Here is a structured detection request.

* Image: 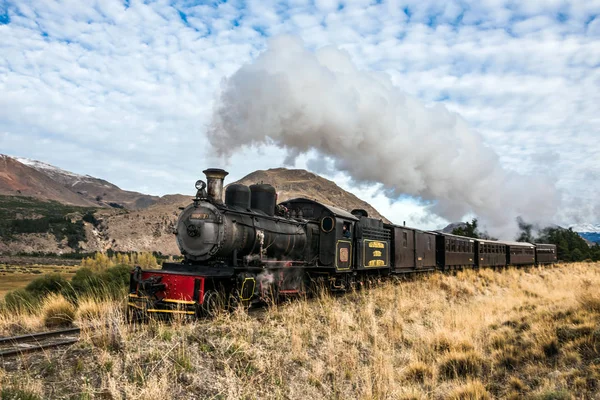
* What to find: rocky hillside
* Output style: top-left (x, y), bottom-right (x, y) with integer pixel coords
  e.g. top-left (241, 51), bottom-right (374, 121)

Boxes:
top-left (232, 168), bottom-right (389, 222)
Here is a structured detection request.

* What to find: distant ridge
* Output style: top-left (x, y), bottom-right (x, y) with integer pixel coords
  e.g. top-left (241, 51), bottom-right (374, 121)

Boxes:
top-left (232, 168), bottom-right (389, 222)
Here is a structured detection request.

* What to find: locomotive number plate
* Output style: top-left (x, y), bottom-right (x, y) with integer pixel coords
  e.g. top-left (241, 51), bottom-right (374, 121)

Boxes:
top-left (191, 213), bottom-right (209, 220)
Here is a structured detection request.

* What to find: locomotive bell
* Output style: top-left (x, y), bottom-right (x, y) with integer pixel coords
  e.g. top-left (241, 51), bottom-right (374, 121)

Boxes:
top-left (203, 168), bottom-right (229, 204)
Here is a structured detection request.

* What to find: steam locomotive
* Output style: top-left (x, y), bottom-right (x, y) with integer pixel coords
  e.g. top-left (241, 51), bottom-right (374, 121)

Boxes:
top-left (127, 168), bottom-right (557, 317)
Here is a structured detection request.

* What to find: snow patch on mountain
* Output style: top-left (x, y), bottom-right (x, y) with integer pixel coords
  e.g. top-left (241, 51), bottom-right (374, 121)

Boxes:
top-left (14, 156), bottom-right (98, 187)
top-left (15, 157), bottom-right (87, 178)
top-left (569, 223), bottom-right (600, 233)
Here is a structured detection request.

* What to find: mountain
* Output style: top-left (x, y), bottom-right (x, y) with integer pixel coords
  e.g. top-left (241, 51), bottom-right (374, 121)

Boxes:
top-left (13, 156), bottom-right (159, 209)
top-left (232, 168), bottom-right (389, 222)
top-left (0, 155), bottom-right (98, 207)
top-left (568, 224), bottom-right (600, 245)
top-left (440, 222), bottom-right (467, 234)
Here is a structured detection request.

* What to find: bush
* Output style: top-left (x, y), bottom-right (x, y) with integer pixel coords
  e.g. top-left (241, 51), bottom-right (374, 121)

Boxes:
top-left (3, 289), bottom-right (39, 312)
top-left (41, 293), bottom-right (76, 328)
top-left (25, 273), bottom-right (68, 297)
top-left (67, 265), bottom-right (131, 299)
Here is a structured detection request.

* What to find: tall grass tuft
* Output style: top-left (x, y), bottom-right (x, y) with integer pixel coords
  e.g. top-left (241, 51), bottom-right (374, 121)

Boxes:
top-left (447, 380), bottom-right (491, 400)
top-left (41, 293), bottom-right (75, 328)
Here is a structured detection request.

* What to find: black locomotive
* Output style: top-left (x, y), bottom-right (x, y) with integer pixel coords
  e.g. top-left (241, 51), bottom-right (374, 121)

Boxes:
top-left (128, 168), bottom-right (557, 317)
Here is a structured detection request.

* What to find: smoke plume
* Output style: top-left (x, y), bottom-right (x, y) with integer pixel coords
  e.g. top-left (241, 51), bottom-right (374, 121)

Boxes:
top-left (208, 36), bottom-right (557, 234)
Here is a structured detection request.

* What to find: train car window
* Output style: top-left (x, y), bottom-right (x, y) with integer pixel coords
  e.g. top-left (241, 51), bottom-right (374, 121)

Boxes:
top-left (320, 216), bottom-right (335, 233)
top-left (403, 231), bottom-right (408, 248)
top-left (427, 237), bottom-right (432, 251)
top-left (452, 241), bottom-right (456, 252)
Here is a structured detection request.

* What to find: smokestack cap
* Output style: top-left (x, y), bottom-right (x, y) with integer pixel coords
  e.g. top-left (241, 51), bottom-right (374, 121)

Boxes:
top-left (203, 168), bottom-right (229, 179)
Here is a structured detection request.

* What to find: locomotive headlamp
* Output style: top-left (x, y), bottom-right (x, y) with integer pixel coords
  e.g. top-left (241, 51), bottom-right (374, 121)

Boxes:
top-left (195, 180), bottom-right (206, 190)
top-left (194, 179), bottom-right (207, 202)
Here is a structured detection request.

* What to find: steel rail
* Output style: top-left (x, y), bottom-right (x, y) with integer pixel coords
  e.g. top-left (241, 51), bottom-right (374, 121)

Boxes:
top-left (0, 327), bottom-right (81, 345)
top-left (0, 327), bottom-right (82, 358)
top-left (0, 338), bottom-right (79, 357)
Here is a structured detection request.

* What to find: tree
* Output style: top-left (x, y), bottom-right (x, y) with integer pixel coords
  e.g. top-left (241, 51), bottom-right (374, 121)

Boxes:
top-left (452, 219), bottom-right (479, 238)
top-left (536, 226), bottom-right (591, 262)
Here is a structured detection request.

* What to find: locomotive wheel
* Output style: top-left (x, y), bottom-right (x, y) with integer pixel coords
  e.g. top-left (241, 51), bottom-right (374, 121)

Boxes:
top-left (199, 290), bottom-right (222, 317)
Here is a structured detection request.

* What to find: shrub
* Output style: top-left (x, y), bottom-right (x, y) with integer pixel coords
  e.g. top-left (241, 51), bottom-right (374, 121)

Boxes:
top-left (3, 289), bottom-right (39, 312)
top-left (25, 273), bottom-right (68, 297)
top-left (41, 293), bottom-right (75, 328)
top-left (66, 265), bottom-right (131, 300)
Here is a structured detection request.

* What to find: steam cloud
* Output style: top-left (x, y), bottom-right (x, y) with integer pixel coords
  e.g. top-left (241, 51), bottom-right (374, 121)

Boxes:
top-left (208, 36), bottom-right (557, 234)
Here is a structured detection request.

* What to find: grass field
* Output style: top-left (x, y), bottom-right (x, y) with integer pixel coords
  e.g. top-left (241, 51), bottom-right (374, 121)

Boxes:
top-left (1, 262), bottom-right (599, 399)
top-left (0, 263), bottom-right (79, 297)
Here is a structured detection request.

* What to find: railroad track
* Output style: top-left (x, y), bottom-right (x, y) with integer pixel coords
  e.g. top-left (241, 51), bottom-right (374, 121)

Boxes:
top-left (0, 327), bottom-right (81, 358)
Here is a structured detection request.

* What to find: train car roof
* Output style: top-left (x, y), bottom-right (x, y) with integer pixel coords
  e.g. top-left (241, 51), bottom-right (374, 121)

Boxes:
top-left (476, 238), bottom-right (507, 245)
top-left (534, 243), bottom-right (556, 248)
top-left (385, 223), bottom-right (435, 235)
top-left (282, 198), bottom-right (358, 220)
top-left (500, 240), bottom-right (535, 247)
top-left (430, 231), bottom-right (476, 241)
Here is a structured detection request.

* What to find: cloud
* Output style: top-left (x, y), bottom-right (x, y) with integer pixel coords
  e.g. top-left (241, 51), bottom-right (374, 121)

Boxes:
top-left (208, 36), bottom-right (559, 235)
top-left (0, 0), bottom-right (598, 232)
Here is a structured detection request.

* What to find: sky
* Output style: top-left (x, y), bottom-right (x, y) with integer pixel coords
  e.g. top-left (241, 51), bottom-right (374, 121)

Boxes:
top-left (1, 0), bottom-right (599, 234)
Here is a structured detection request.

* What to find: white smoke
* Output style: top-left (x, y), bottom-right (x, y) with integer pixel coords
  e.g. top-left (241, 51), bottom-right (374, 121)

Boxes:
top-left (208, 36), bottom-right (557, 235)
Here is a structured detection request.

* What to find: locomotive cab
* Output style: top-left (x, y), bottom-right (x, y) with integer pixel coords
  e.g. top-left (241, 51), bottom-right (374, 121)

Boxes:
top-left (281, 199), bottom-right (358, 271)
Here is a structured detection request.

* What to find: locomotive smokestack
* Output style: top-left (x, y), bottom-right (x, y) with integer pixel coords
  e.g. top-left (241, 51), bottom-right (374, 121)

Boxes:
top-left (203, 168), bottom-right (229, 204)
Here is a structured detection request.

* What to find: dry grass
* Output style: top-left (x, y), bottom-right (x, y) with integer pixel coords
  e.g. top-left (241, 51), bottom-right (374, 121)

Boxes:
top-left (0, 262), bottom-right (599, 399)
top-left (40, 293), bottom-right (76, 328)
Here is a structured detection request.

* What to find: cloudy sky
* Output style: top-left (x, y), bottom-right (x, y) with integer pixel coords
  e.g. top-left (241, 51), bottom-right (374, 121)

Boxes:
top-left (1, 0), bottom-right (599, 233)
